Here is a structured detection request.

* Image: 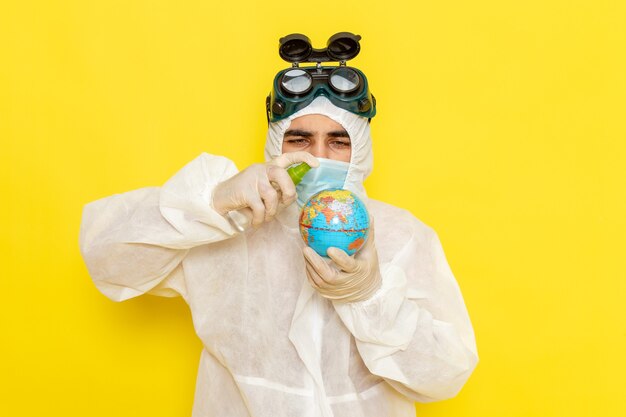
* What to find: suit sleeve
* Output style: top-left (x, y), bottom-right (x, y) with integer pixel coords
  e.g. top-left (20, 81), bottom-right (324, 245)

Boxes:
top-left (79, 153), bottom-right (240, 302)
top-left (333, 226), bottom-right (478, 402)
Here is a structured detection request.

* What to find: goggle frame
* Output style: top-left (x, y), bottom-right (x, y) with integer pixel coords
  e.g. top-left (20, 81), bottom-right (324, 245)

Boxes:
top-left (266, 65), bottom-right (376, 123)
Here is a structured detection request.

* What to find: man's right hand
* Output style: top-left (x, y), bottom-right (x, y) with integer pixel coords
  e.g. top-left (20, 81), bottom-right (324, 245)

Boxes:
top-left (211, 152), bottom-right (319, 227)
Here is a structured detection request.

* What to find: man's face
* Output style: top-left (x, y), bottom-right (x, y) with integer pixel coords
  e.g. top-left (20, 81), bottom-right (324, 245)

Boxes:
top-left (281, 114), bottom-right (351, 163)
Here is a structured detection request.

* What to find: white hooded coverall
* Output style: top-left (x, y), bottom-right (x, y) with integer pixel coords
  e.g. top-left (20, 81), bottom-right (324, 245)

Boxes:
top-left (79, 98), bottom-right (478, 417)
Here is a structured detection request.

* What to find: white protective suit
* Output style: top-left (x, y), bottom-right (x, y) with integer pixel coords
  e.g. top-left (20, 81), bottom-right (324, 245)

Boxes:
top-left (80, 97), bottom-right (478, 417)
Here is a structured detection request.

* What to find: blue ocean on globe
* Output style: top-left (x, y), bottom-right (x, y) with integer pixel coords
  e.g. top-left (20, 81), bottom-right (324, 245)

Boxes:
top-left (299, 188), bottom-right (370, 257)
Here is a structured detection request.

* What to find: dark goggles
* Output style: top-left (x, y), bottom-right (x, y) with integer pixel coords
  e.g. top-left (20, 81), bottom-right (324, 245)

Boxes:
top-left (265, 32), bottom-right (376, 123)
top-left (267, 65), bottom-right (376, 123)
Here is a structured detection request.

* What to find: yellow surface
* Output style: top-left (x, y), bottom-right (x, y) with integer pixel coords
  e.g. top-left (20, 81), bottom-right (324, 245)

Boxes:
top-left (1, 1), bottom-right (625, 416)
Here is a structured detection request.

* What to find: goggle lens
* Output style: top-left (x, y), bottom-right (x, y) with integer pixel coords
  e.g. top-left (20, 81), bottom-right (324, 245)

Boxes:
top-left (329, 68), bottom-right (360, 93)
top-left (281, 69), bottom-right (313, 94)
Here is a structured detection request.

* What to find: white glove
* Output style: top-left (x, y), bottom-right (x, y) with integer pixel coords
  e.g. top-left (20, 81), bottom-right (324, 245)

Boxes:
top-left (211, 152), bottom-right (319, 227)
top-left (302, 219), bottom-right (382, 303)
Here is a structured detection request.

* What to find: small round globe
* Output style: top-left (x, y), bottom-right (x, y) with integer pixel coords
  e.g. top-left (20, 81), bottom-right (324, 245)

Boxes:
top-left (299, 188), bottom-right (370, 257)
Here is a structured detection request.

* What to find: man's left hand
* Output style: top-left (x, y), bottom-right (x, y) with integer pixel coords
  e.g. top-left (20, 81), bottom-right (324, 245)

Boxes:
top-left (302, 221), bottom-right (382, 303)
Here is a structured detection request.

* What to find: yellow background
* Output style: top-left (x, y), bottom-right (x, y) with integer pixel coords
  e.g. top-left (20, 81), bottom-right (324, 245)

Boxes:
top-left (1, 1), bottom-right (625, 416)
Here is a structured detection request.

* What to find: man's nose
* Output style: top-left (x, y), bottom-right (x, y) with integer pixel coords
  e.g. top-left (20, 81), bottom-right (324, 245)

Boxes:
top-left (309, 141), bottom-right (329, 159)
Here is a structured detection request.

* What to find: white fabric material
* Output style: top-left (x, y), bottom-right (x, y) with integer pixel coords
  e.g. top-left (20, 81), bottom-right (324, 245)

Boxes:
top-left (80, 101), bottom-right (478, 416)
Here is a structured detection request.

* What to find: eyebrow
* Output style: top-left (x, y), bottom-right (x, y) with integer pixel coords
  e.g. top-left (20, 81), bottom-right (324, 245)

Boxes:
top-left (284, 129), bottom-right (350, 138)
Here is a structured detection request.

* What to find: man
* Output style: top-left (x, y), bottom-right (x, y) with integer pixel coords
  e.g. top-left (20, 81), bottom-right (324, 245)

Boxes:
top-left (80, 34), bottom-right (478, 417)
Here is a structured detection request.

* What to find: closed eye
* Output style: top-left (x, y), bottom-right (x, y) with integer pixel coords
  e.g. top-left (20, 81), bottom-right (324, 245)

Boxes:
top-left (329, 140), bottom-right (351, 149)
top-left (284, 138), bottom-right (310, 145)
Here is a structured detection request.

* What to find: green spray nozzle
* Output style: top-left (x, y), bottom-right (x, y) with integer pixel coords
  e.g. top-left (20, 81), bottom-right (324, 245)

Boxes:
top-left (287, 163), bottom-right (312, 185)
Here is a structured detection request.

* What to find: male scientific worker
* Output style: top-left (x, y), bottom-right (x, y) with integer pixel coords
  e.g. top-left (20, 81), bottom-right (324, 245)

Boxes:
top-left (80, 33), bottom-right (478, 417)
